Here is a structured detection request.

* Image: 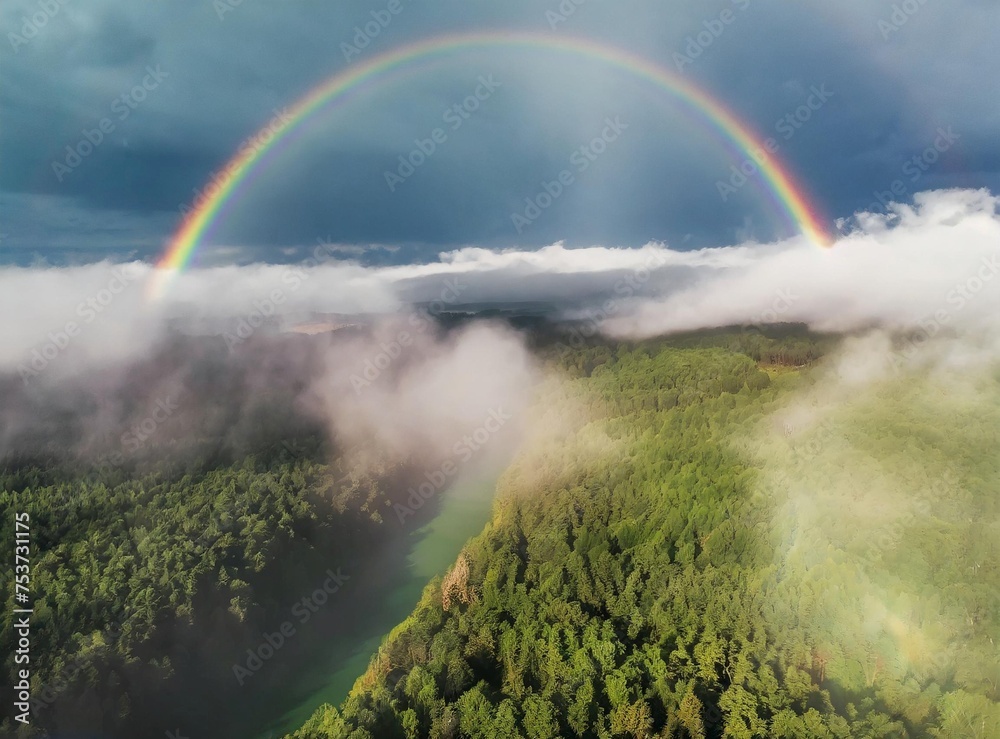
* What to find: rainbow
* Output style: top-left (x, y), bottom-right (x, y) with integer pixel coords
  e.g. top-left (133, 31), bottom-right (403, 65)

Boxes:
top-left (148, 31), bottom-right (831, 299)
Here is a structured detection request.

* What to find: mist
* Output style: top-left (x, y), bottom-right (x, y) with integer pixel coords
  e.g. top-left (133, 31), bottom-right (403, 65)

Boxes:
top-left (738, 328), bottom-right (1000, 696)
top-left (0, 315), bottom-right (538, 479)
top-left (4, 186), bottom-right (999, 469)
top-left (3, 189), bottom-right (998, 390)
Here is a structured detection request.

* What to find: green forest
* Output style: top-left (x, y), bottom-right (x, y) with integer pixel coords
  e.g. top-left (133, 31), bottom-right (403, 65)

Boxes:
top-left (2, 327), bottom-right (998, 738)
top-left (0, 408), bottom-right (425, 736)
top-left (288, 333), bottom-right (1000, 738)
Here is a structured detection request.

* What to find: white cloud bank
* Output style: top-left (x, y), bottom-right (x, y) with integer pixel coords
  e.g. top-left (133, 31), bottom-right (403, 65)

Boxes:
top-left (604, 188), bottom-right (1000, 337)
top-left (2, 188), bottom-right (998, 376)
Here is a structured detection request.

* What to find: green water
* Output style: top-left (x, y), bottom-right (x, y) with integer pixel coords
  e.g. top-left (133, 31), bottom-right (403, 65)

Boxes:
top-left (251, 474), bottom-right (498, 739)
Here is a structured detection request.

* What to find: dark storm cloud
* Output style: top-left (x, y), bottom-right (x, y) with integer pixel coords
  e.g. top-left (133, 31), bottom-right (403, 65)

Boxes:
top-left (1, 0), bottom-right (998, 263)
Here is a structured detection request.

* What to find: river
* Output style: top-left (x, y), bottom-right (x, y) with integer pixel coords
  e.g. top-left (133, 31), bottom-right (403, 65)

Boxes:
top-left (248, 467), bottom-right (500, 739)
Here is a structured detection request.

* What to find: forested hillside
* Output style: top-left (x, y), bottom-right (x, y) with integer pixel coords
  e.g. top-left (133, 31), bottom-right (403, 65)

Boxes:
top-left (0, 436), bottom-right (413, 736)
top-left (3, 328), bottom-right (996, 738)
top-left (290, 337), bottom-right (1000, 738)
top-left (0, 331), bottom-right (462, 738)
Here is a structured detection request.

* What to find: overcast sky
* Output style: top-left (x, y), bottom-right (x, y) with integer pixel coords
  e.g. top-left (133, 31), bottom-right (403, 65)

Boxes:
top-left (2, 0), bottom-right (998, 266)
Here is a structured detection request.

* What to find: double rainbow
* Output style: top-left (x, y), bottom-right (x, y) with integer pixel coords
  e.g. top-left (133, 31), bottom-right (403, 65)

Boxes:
top-left (149, 32), bottom-right (831, 300)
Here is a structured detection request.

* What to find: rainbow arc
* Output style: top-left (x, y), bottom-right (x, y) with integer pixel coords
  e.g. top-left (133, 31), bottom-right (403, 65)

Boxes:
top-left (149, 32), bottom-right (831, 300)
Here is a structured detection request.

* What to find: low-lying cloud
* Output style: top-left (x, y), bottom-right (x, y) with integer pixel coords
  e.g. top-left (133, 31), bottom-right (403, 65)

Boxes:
top-left (3, 188), bottom-right (999, 383)
top-left (604, 188), bottom-right (1000, 337)
top-left (309, 320), bottom-right (538, 465)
